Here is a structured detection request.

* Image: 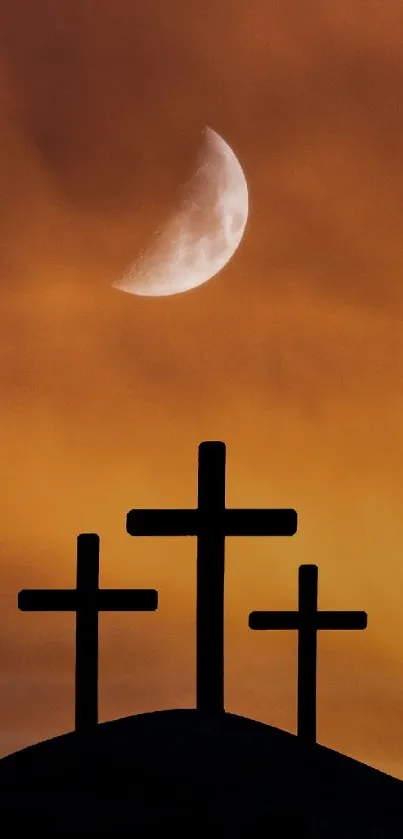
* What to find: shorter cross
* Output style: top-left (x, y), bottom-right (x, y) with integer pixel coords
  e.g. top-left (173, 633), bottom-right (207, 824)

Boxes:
top-left (18, 533), bottom-right (158, 734)
top-left (249, 564), bottom-right (367, 745)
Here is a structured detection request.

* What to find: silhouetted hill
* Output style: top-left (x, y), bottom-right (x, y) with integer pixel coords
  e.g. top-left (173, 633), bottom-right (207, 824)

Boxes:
top-left (0, 709), bottom-right (401, 836)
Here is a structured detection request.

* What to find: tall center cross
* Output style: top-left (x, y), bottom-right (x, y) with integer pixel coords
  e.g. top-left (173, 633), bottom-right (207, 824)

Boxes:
top-left (18, 533), bottom-right (158, 733)
top-left (126, 440), bottom-right (297, 714)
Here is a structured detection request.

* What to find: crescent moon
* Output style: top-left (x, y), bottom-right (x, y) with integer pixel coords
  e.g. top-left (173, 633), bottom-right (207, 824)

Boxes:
top-left (113, 127), bottom-right (248, 297)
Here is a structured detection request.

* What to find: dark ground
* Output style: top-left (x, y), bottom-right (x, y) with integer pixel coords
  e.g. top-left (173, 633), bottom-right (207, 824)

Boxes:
top-left (0, 709), bottom-right (401, 836)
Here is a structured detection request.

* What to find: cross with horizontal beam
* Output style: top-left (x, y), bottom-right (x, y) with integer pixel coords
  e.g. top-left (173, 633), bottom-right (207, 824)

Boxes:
top-left (18, 533), bottom-right (158, 734)
top-left (126, 440), bottom-right (297, 715)
top-left (249, 564), bottom-right (367, 745)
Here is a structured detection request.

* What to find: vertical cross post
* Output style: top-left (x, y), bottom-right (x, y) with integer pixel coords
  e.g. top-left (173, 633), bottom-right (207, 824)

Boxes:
top-left (126, 440), bottom-right (297, 715)
top-left (75, 533), bottom-right (99, 732)
top-left (18, 533), bottom-right (158, 734)
top-left (249, 564), bottom-right (367, 744)
top-left (197, 441), bottom-right (226, 713)
top-left (298, 564), bottom-right (318, 745)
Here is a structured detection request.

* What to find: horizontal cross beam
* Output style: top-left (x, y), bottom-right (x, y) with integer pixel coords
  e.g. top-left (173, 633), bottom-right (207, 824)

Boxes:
top-left (18, 533), bottom-right (159, 733)
top-left (248, 565), bottom-right (368, 745)
top-left (126, 508), bottom-right (297, 537)
top-left (18, 589), bottom-right (158, 612)
top-left (126, 441), bottom-right (298, 715)
top-left (249, 611), bottom-right (367, 630)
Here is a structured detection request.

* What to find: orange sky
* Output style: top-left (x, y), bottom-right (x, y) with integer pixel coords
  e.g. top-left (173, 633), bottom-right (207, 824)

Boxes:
top-left (1, 0), bottom-right (403, 778)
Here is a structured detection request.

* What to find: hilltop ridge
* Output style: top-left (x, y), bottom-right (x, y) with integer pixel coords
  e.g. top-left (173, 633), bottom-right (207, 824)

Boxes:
top-left (0, 709), bottom-right (401, 837)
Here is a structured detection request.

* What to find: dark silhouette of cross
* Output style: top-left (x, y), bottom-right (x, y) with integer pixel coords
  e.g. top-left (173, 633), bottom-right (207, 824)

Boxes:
top-left (249, 564), bottom-right (367, 745)
top-left (18, 533), bottom-right (158, 734)
top-left (126, 440), bottom-right (297, 714)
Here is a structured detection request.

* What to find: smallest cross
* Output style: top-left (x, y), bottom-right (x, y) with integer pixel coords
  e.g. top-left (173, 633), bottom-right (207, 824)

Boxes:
top-left (18, 533), bottom-right (158, 734)
top-left (249, 564), bottom-right (367, 745)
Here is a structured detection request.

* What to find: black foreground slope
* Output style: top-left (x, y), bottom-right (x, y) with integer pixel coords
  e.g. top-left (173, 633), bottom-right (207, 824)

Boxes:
top-left (0, 709), bottom-right (401, 837)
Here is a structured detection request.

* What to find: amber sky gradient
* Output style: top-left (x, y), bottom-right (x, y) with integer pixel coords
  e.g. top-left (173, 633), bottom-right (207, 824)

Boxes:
top-left (1, 0), bottom-right (403, 778)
